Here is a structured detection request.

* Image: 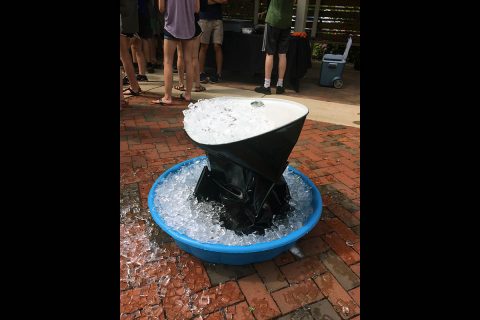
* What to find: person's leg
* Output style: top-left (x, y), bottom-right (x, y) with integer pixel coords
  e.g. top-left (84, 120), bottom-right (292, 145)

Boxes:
top-left (120, 35), bottom-right (141, 93)
top-left (142, 38), bottom-right (151, 64)
top-left (199, 43), bottom-right (208, 74)
top-left (255, 24), bottom-right (278, 94)
top-left (176, 43), bottom-right (185, 89)
top-left (160, 38), bottom-right (178, 103)
top-left (132, 37), bottom-right (147, 77)
top-left (211, 20), bottom-right (224, 82)
top-left (120, 67), bottom-right (125, 109)
top-left (277, 53), bottom-right (287, 84)
top-left (265, 54), bottom-right (274, 81)
top-left (192, 35), bottom-right (203, 90)
top-left (198, 20), bottom-right (212, 82)
top-left (144, 38), bottom-right (156, 73)
top-left (156, 34), bottom-right (163, 67)
top-left (210, 44), bottom-right (223, 83)
top-left (275, 28), bottom-right (290, 93)
top-left (181, 39), bottom-right (195, 101)
top-left (149, 38), bottom-right (157, 64)
top-left (131, 45), bottom-right (138, 64)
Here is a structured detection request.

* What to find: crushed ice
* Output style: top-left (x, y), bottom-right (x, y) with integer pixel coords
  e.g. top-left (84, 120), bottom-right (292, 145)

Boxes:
top-left (152, 158), bottom-right (313, 245)
top-left (183, 97), bottom-right (276, 145)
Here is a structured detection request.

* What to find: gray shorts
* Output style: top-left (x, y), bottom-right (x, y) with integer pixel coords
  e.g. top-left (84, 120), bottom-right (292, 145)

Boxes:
top-left (199, 19), bottom-right (224, 45)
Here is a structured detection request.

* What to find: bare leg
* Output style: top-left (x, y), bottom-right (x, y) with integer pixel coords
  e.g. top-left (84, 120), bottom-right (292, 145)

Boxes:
top-left (120, 35), bottom-right (141, 92)
top-left (149, 38), bottom-right (157, 64)
top-left (157, 38), bottom-right (178, 104)
top-left (278, 53), bottom-right (287, 80)
top-left (142, 39), bottom-right (151, 64)
top-left (181, 39), bottom-right (195, 101)
top-left (213, 43), bottom-right (223, 76)
top-left (131, 45), bottom-right (138, 64)
top-left (192, 36), bottom-right (202, 89)
top-left (132, 37), bottom-right (147, 75)
top-left (176, 43), bottom-right (185, 88)
top-left (265, 54), bottom-right (274, 82)
top-left (199, 43), bottom-right (208, 73)
top-left (120, 68), bottom-right (124, 109)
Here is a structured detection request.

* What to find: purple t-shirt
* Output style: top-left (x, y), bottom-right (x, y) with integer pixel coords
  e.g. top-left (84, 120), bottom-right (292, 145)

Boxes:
top-left (164, 0), bottom-right (196, 39)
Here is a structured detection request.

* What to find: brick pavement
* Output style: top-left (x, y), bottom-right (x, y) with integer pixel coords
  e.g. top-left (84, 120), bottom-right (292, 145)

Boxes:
top-left (120, 95), bottom-right (360, 319)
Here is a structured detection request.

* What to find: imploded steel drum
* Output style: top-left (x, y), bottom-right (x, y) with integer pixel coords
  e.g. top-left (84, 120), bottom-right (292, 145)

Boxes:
top-left (184, 97), bottom-right (309, 234)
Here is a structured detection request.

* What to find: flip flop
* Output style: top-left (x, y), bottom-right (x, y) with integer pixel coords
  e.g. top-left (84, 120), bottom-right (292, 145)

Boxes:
top-left (123, 87), bottom-right (142, 96)
top-left (174, 84), bottom-right (186, 91)
top-left (179, 93), bottom-right (196, 103)
top-left (151, 98), bottom-right (174, 106)
top-left (193, 85), bottom-right (206, 92)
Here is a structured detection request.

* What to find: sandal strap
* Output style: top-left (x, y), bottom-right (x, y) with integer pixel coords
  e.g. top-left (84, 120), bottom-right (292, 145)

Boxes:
top-left (123, 87), bottom-right (141, 95)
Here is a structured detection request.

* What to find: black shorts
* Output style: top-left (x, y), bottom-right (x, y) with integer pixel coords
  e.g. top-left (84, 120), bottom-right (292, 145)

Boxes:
top-left (195, 21), bottom-right (202, 38)
top-left (262, 23), bottom-right (290, 55)
top-left (164, 28), bottom-right (199, 41)
top-left (138, 14), bottom-right (153, 39)
top-left (121, 33), bottom-right (138, 38)
top-left (120, 0), bottom-right (139, 35)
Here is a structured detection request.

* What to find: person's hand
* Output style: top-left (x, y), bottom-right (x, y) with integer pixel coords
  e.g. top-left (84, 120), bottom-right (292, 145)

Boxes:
top-left (258, 11), bottom-right (267, 20)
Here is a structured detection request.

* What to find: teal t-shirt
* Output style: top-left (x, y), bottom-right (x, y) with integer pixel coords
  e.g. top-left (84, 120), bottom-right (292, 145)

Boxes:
top-left (265, 0), bottom-right (294, 29)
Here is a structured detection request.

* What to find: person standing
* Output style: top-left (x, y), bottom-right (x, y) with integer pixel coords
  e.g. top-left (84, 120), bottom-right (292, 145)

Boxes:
top-left (198, 0), bottom-right (227, 84)
top-left (174, 7), bottom-right (206, 93)
top-left (120, 0), bottom-right (142, 96)
top-left (255, 0), bottom-right (294, 94)
top-left (152, 0), bottom-right (200, 105)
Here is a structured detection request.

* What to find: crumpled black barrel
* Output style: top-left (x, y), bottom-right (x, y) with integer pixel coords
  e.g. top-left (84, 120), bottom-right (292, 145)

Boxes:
top-left (185, 98), bottom-right (309, 235)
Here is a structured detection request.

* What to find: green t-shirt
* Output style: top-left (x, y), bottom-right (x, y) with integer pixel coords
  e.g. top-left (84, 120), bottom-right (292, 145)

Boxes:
top-left (265, 0), bottom-right (294, 29)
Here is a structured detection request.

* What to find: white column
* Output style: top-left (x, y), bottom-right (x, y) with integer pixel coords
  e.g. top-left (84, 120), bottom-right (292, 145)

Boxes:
top-left (311, 0), bottom-right (321, 38)
top-left (295, 0), bottom-right (309, 32)
top-left (253, 0), bottom-right (260, 25)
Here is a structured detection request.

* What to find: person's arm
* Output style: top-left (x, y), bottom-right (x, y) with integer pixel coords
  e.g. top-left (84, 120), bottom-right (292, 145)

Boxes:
top-left (158, 0), bottom-right (165, 13)
top-left (258, 0), bottom-right (271, 20)
top-left (195, 0), bottom-right (200, 13)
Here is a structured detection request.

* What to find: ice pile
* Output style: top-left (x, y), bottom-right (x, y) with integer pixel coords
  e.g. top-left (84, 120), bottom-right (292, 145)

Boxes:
top-left (152, 158), bottom-right (313, 246)
top-left (183, 97), bottom-right (276, 145)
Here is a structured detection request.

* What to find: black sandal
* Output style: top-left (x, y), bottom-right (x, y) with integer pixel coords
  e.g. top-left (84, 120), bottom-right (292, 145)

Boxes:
top-left (123, 87), bottom-right (142, 96)
top-left (179, 93), bottom-right (196, 103)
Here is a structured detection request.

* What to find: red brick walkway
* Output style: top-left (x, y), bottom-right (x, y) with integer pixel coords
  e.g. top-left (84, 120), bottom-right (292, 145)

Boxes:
top-left (120, 95), bottom-right (360, 320)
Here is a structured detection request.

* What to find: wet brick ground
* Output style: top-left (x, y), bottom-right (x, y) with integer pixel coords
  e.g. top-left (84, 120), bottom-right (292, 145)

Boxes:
top-left (120, 95), bottom-right (360, 319)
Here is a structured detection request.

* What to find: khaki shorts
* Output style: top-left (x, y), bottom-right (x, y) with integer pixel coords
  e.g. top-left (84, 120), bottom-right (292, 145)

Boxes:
top-left (198, 19), bottom-right (224, 45)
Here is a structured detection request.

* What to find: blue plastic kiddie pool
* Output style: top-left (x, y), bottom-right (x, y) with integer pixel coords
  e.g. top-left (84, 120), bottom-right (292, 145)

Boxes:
top-left (148, 156), bottom-right (322, 265)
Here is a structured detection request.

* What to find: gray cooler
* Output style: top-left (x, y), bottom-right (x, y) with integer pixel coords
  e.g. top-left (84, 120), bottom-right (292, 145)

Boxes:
top-left (319, 36), bottom-right (352, 88)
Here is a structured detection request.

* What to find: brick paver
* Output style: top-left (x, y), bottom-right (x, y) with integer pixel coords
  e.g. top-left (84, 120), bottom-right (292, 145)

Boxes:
top-left (309, 299), bottom-right (341, 320)
top-left (271, 279), bottom-right (324, 314)
top-left (325, 218), bottom-right (360, 244)
top-left (280, 257), bottom-right (327, 284)
top-left (350, 263), bottom-right (360, 278)
top-left (120, 95), bottom-right (360, 319)
top-left (319, 250), bottom-right (360, 291)
top-left (314, 272), bottom-right (360, 319)
top-left (237, 274), bottom-right (282, 320)
top-left (204, 263), bottom-right (256, 286)
top-left (274, 251), bottom-right (296, 266)
top-left (254, 261), bottom-right (289, 292)
top-left (277, 308), bottom-right (314, 320)
top-left (224, 302), bottom-right (255, 320)
top-left (348, 286), bottom-right (360, 307)
top-left (323, 232), bottom-right (360, 266)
